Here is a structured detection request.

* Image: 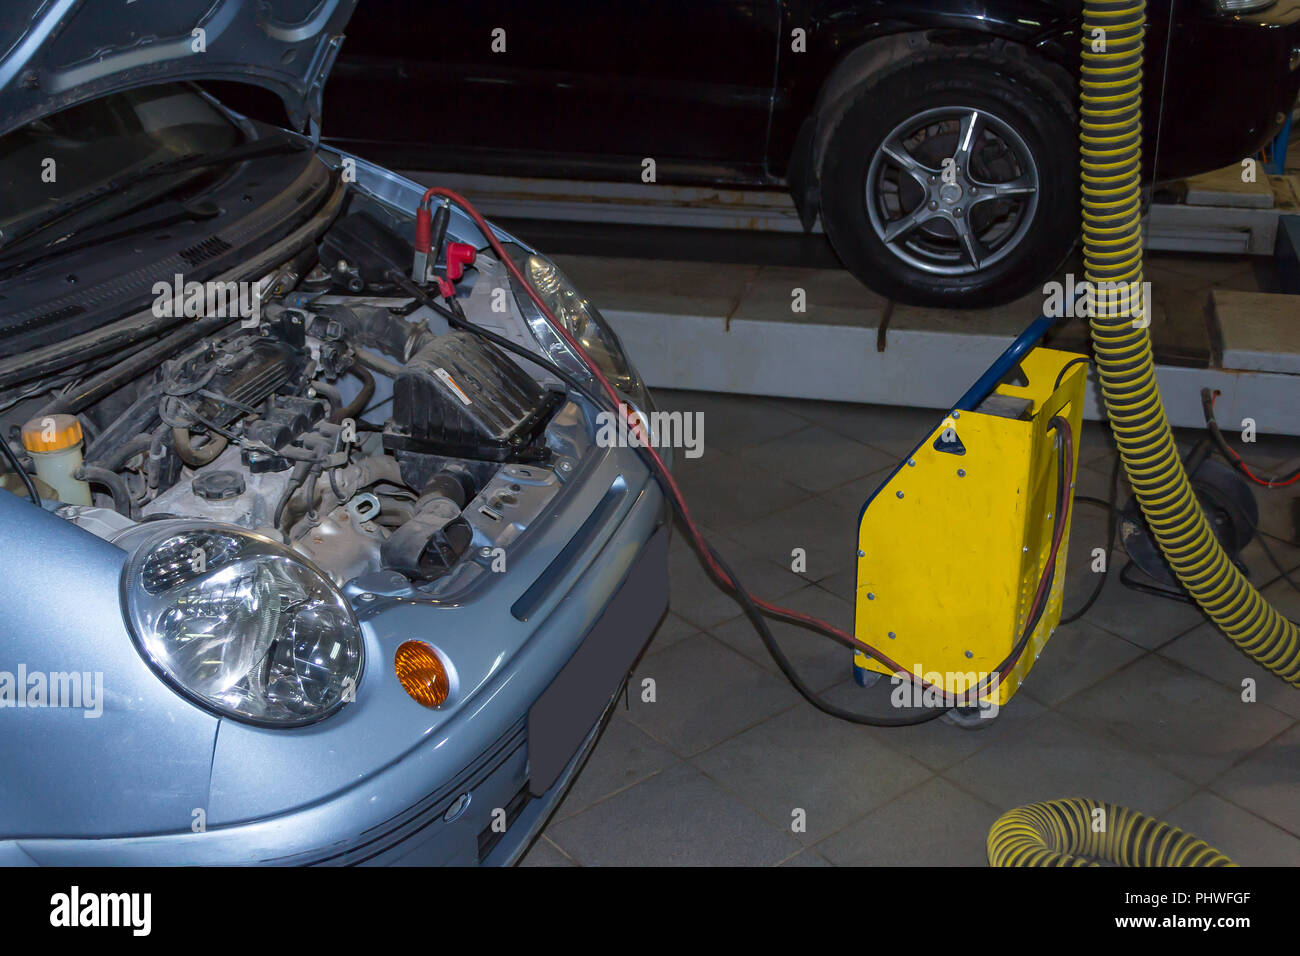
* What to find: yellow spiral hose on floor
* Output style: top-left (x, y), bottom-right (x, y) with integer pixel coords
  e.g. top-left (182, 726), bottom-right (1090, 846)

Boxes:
top-left (987, 799), bottom-right (1236, 866)
top-left (1081, 0), bottom-right (1300, 681)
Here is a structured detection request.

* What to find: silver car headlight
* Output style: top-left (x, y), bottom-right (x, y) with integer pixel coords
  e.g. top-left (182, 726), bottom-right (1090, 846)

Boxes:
top-left (120, 524), bottom-right (363, 727)
top-left (523, 254), bottom-right (640, 395)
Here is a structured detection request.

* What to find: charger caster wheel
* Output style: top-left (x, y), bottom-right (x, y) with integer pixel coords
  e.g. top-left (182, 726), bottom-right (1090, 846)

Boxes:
top-left (853, 661), bottom-right (883, 688)
top-left (942, 705), bottom-right (998, 730)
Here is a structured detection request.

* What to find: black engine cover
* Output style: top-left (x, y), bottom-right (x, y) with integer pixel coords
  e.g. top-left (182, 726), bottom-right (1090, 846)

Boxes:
top-left (192, 336), bottom-right (306, 429)
top-left (384, 332), bottom-right (559, 461)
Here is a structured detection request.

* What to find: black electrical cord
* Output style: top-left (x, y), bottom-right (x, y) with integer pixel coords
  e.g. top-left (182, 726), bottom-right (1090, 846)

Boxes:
top-left (706, 541), bottom-right (947, 726)
top-left (1060, 452), bottom-right (1121, 624)
top-left (0, 436), bottom-right (40, 506)
top-left (1118, 561), bottom-right (1197, 605)
top-left (1053, 355), bottom-right (1091, 393)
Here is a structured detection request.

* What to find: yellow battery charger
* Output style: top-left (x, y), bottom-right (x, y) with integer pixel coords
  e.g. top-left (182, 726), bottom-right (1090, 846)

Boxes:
top-left (853, 320), bottom-right (1087, 711)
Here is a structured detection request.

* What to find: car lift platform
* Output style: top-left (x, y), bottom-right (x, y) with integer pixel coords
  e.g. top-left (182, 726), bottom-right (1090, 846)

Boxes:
top-left (551, 229), bottom-right (1300, 437)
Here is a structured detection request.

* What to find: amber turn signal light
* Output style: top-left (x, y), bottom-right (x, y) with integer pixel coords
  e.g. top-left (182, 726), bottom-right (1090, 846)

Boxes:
top-left (394, 640), bottom-right (450, 708)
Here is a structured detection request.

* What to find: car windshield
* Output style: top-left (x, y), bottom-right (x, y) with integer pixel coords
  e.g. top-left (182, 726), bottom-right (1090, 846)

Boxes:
top-left (0, 84), bottom-right (241, 243)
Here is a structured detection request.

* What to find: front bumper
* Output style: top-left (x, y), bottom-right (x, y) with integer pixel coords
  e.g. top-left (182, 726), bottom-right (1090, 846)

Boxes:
top-left (7, 451), bottom-right (669, 866)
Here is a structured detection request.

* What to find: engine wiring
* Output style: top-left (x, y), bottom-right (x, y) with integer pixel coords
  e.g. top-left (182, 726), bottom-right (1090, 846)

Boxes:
top-left (396, 186), bottom-right (1078, 724)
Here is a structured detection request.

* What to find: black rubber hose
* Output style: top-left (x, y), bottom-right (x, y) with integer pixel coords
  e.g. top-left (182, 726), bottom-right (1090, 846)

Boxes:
top-left (353, 346), bottom-right (403, 379)
top-left (338, 364), bottom-right (376, 421)
top-left (285, 464), bottom-right (323, 531)
top-left (171, 426), bottom-right (229, 467)
top-left (423, 471), bottom-right (469, 509)
top-left (77, 464), bottom-right (133, 517)
top-left (91, 433), bottom-right (153, 472)
top-left (83, 390), bottom-right (164, 463)
top-left (311, 381), bottom-right (345, 422)
top-left (274, 462), bottom-right (310, 534)
top-left (0, 438), bottom-right (40, 506)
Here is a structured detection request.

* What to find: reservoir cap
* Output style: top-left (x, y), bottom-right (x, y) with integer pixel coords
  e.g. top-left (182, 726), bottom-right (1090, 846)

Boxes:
top-left (21, 413), bottom-right (82, 453)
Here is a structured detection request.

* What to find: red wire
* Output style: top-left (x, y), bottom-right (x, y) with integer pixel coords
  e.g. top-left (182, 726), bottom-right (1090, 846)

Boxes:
top-left (1210, 392), bottom-right (1300, 488)
top-left (419, 186), bottom-right (1066, 699)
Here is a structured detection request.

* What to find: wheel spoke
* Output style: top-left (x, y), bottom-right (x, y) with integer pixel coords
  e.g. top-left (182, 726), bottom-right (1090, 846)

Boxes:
top-left (881, 135), bottom-right (940, 189)
top-left (953, 215), bottom-right (984, 270)
top-left (970, 173), bottom-right (1038, 207)
top-left (883, 203), bottom-right (940, 244)
top-left (953, 110), bottom-right (982, 169)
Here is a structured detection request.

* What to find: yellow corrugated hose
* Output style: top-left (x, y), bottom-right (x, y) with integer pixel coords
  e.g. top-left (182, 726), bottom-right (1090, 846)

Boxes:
top-left (987, 799), bottom-right (1236, 867)
top-left (990, 0), bottom-right (1293, 866)
top-left (1081, 0), bottom-right (1300, 680)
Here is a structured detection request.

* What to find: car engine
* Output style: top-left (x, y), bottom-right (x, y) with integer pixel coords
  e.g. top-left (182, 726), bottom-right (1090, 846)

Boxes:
top-left (28, 205), bottom-right (581, 594)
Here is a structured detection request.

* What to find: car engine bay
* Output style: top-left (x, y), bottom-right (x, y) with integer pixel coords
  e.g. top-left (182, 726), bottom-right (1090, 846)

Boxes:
top-left (5, 192), bottom-right (586, 595)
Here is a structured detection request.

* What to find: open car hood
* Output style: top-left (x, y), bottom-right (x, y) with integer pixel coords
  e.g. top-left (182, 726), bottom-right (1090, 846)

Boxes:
top-left (0, 0), bottom-right (357, 138)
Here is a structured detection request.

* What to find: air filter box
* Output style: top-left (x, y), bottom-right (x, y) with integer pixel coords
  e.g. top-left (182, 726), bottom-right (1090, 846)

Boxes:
top-left (384, 331), bottom-right (560, 461)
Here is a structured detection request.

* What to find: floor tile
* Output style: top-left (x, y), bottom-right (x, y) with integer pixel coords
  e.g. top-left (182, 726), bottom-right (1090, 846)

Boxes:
top-left (1240, 532), bottom-right (1300, 589)
top-left (779, 848), bottom-right (834, 866)
top-left (1260, 576), bottom-right (1300, 620)
top-left (819, 679), bottom-right (1049, 772)
top-left (947, 710), bottom-right (1198, 814)
top-left (517, 835), bottom-right (577, 867)
top-left (652, 389), bottom-right (808, 454)
top-left (793, 401), bottom-right (946, 461)
top-left (1018, 619), bottom-right (1146, 707)
top-left (1209, 723), bottom-right (1300, 836)
top-left (815, 568), bottom-right (857, 603)
top-left (1058, 655), bottom-right (1293, 784)
top-left (1074, 559), bottom-right (1208, 649)
top-left (740, 425), bottom-right (897, 495)
top-left (1159, 621), bottom-right (1300, 720)
top-left (1163, 790), bottom-right (1300, 866)
top-left (545, 762), bottom-right (803, 866)
top-left (645, 611), bottom-right (702, 656)
top-left (690, 703), bottom-right (932, 844)
top-left (1077, 421), bottom-right (1119, 466)
top-left (724, 474), bottom-right (887, 585)
top-left (1062, 508), bottom-right (1113, 595)
top-left (546, 384), bottom-right (1300, 865)
top-left (623, 633), bottom-right (802, 756)
top-left (671, 446), bottom-right (813, 534)
top-left (816, 777), bottom-right (1001, 867)
top-left (708, 584), bottom-right (857, 692)
top-left (551, 713), bottom-right (678, 823)
top-left (669, 526), bottom-right (806, 630)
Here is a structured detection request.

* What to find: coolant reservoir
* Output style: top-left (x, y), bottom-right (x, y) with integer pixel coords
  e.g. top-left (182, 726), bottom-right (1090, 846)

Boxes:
top-left (21, 414), bottom-right (90, 505)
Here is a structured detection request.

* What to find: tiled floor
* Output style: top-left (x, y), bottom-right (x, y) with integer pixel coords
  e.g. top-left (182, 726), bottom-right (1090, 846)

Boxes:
top-left (521, 390), bottom-right (1300, 867)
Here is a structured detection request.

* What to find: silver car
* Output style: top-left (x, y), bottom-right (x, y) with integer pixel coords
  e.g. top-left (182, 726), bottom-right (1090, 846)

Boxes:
top-left (0, 0), bottom-right (668, 865)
